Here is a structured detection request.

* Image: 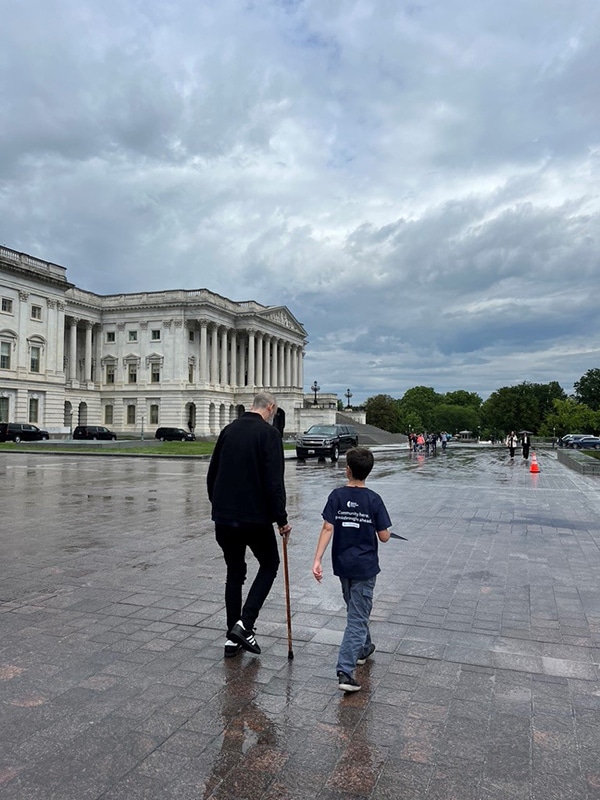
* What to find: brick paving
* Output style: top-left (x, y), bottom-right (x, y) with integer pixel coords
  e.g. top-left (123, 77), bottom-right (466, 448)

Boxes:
top-left (1, 446), bottom-right (600, 799)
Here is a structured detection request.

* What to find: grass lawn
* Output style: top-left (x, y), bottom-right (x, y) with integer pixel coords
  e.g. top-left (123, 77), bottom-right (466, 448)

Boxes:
top-left (0, 439), bottom-right (297, 457)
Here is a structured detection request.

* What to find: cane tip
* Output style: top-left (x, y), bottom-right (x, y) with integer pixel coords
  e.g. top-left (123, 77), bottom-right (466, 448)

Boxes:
top-left (288, 650), bottom-right (294, 660)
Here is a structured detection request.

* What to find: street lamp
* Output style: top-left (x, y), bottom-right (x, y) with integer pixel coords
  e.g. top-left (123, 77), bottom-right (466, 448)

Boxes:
top-left (311, 380), bottom-right (320, 406)
top-left (345, 388), bottom-right (353, 409)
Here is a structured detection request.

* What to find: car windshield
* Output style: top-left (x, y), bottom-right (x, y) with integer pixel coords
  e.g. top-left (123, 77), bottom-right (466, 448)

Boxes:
top-left (306, 426), bottom-right (337, 435)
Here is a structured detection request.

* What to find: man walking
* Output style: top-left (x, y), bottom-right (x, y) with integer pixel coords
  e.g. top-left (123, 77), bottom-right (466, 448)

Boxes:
top-left (207, 392), bottom-right (292, 658)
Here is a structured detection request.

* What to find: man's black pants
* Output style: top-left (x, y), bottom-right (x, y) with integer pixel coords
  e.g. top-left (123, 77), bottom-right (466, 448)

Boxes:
top-left (215, 523), bottom-right (280, 635)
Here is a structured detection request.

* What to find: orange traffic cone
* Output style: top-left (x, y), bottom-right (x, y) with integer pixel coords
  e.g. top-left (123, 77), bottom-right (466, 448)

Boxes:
top-left (530, 452), bottom-right (540, 473)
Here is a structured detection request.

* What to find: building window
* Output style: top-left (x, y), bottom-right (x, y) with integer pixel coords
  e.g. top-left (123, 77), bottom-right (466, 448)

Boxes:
top-left (29, 397), bottom-right (39, 423)
top-left (189, 330), bottom-right (194, 342)
top-left (0, 342), bottom-right (11, 370)
top-left (106, 331), bottom-right (116, 343)
top-left (151, 363), bottom-right (160, 383)
top-left (149, 404), bottom-right (159, 425)
top-left (127, 405), bottom-right (136, 424)
top-left (31, 305), bottom-right (42, 320)
top-left (151, 329), bottom-right (161, 341)
top-left (0, 397), bottom-right (9, 422)
top-left (104, 405), bottom-right (114, 425)
top-left (188, 363), bottom-right (194, 383)
top-left (1, 298), bottom-right (13, 314)
top-left (128, 363), bottom-right (137, 383)
top-left (30, 346), bottom-right (41, 373)
top-left (106, 364), bottom-right (115, 384)
top-left (128, 330), bottom-right (137, 342)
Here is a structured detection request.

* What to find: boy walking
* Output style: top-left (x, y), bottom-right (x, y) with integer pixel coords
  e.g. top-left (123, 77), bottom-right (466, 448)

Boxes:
top-left (312, 448), bottom-right (391, 692)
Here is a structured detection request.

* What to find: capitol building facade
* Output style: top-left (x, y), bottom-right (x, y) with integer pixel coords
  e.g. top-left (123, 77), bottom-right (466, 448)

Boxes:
top-left (0, 246), bottom-right (308, 437)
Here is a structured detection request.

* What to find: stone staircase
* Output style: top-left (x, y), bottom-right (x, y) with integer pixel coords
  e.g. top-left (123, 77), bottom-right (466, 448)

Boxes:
top-left (335, 412), bottom-right (408, 446)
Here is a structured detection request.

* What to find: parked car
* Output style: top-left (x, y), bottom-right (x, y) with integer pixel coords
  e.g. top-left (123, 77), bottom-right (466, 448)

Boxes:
top-left (0, 422), bottom-right (50, 443)
top-left (155, 427), bottom-right (196, 442)
top-left (558, 434), bottom-right (588, 447)
top-left (296, 424), bottom-right (359, 461)
top-left (73, 425), bottom-right (117, 441)
top-left (568, 436), bottom-right (600, 450)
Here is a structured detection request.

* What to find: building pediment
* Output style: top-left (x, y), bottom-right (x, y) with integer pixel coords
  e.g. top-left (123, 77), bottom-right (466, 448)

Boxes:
top-left (259, 307), bottom-right (306, 336)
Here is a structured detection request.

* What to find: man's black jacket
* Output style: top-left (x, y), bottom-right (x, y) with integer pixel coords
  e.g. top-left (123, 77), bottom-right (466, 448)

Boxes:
top-left (207, 412), bottom-right (288, 527)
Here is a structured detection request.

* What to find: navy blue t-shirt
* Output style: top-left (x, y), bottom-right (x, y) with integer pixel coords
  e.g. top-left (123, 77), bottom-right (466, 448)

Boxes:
top-left (322, 486), bottom-right (392, 579)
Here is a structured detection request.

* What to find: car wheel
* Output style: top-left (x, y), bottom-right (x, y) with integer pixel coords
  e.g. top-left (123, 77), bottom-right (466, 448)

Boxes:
top-left (180, 436), bottom-right (186, 441)
top-left (160, 437), bottom-right (166, 442)
top-left (92, 436), bottom-right (98, 440)
top-left (595, 444), bottom-right (600, 450)
top-left (331, 444), bottom-right (340, 462)
top-left (14, 435), bottom-right (21, 443)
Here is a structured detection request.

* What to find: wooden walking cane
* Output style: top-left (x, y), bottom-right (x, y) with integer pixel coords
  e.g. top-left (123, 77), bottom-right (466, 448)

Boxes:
top-left (282, 531), bottom-right (294, 660)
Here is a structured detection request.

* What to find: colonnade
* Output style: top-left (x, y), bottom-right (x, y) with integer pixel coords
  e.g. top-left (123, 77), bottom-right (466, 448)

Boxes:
top-left (63, 317), bottom-right (304, 391)
top-left (197, 322), bottom-right (303, 389)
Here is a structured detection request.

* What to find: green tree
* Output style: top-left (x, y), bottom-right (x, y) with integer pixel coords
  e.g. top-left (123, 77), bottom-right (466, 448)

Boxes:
top-left (365, 394), bottom-right (401, 432)
top-left (441, 390), bottom-right (482, 409)
top-left (481, 383), bottom-right (540, 434)
top-left (539, 398), bottom-right (600, 437)
top-left (397, 386), bottom-right (441, 431)
top-left (574, 368), bottom-right (600, 411)
top-left (397, 409), bottom-right (423, 435)
top-left (433, 404), bottom-right (480, 435)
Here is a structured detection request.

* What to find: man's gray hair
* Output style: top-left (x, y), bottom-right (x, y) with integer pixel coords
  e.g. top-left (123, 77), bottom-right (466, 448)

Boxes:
top-left (252, 391), bottom-right (277, 410)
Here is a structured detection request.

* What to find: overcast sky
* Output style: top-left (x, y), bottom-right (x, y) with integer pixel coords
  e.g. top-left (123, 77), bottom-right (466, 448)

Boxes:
top-left (2, 0), bottom-right (599, 403)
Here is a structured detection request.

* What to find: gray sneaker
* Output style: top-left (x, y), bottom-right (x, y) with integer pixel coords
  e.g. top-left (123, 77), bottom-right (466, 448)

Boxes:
top-left (337, 671), bottom-right (361, 692)
top-left (357, 643), bottom-right (376, 665)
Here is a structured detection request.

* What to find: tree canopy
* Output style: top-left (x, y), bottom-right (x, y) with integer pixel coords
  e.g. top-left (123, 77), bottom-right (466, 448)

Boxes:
top-left (361, 368), bottom-right (599, 436)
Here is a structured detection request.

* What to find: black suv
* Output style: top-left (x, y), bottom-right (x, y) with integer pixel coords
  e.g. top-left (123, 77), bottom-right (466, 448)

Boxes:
top-left (0, 422), bottom-right (50, 443)
top-left (296, 424), bottom-right (358, 461)
top-left (73, 425), bottom-right (117, 440)
top-left (155, 427), bottom-right (196, 442)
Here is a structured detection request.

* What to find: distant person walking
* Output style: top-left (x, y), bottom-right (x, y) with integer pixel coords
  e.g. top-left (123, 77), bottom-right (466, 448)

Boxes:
top-left (207, 391), bottom-right (292, 658)
top-left (506, 431), bottom-right (518, 459)
top-left (521, 432), bottom-right (531, 460)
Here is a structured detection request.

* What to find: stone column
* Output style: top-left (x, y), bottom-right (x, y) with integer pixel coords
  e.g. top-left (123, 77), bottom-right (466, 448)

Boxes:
top-left (69, 317), bottom-right (79, 382)
top-left (256, 332), bottom-right (263, 388)
top-left (278, 341), bottom-right (285, 389)
top-left (17, 291), bottom-right (29, 377)
top-left (284, 342), bottom-right (291, 388)
top-left (238, 334), bottom-right (246, 387)
top-left (263, 335), bottom-right (271, 388)
top-left (210, 324), bottom-right (219, 384)
top-left (200, 321), bottom-right (208, 382)
top-left (271, 339), bottom-right (278, 388)
top-left (219, 327), bottom-right (228, 386)
top-left (84, 322), bottom-right (93, 382)
top-left (247, 329), bottom-right (255, 387)
top-left (230, 330), bottom-right (237, 388)
top-left (56, 302), bottom-right (66, 377)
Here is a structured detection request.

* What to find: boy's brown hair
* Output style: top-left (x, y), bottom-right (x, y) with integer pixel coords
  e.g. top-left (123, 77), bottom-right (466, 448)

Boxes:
top-left (345, 447), bottom-right (374, 481)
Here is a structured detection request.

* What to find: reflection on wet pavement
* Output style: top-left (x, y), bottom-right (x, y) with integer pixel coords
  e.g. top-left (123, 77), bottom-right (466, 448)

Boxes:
top-left (1, 447), bottom-right (600, 798)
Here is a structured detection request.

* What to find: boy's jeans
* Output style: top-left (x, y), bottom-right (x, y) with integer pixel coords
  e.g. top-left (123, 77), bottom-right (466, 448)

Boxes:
top-left (337, 575), bottom-right (376, 676)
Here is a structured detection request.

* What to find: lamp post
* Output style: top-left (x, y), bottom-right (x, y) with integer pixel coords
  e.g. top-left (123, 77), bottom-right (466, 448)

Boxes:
top-left (141, 415), bottom-right (145, 441)
top-left (311, 380), bottom-right (320, 406)
top-left (345, 388), bottom-right (353, 409)
top-left (553, 426), bottom-right (556, 449)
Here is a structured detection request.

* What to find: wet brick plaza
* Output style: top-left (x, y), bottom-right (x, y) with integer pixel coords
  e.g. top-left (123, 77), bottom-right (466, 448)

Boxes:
top-left (1, 446), bottom-right (600, 799)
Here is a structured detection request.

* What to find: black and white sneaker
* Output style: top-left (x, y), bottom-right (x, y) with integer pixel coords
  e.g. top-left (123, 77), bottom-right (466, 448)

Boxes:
top-left (356, 643), bottom-right (376, 665)
top-left (230, 620), bottom-right (261, 654)
top-left (337, 671), bottom-right (361, 693)
top-left (224, 639), bottom-right (242, 658)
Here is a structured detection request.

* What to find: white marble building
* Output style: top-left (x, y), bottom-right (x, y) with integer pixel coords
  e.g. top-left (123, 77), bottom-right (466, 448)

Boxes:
top-left (0, 246), bottom-right (307, 436)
